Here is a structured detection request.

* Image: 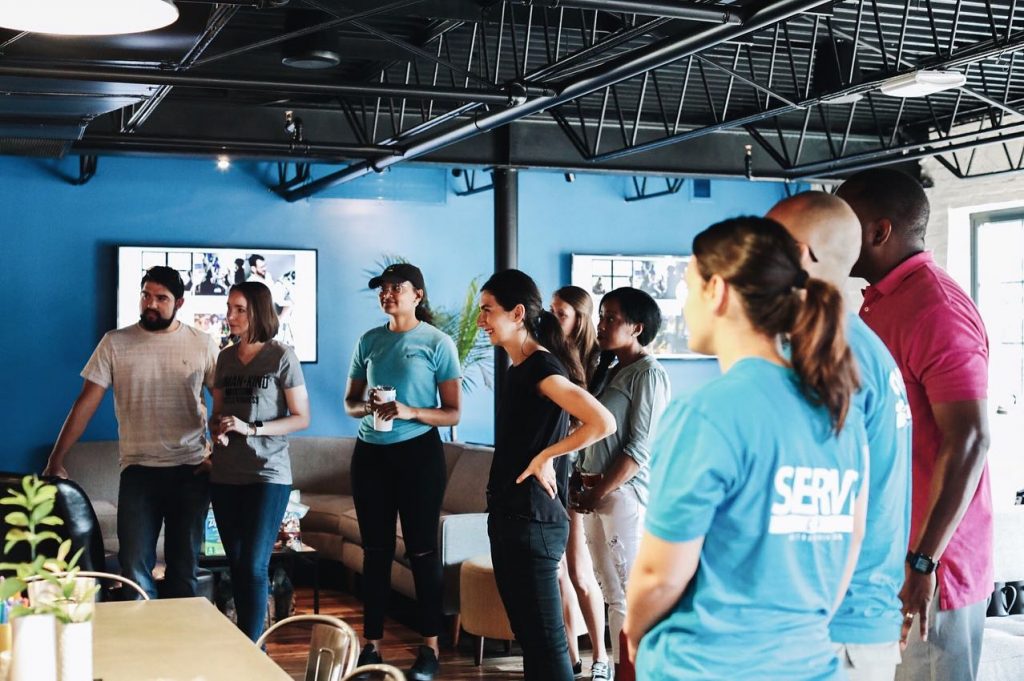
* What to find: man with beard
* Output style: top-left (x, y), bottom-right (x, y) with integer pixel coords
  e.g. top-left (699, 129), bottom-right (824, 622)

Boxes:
top-left (44, 266), bottom-right (219, 600)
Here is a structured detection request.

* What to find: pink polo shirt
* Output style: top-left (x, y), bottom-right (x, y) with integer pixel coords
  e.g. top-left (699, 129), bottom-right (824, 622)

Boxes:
top-left (860, 251), bottom-right (992, 611)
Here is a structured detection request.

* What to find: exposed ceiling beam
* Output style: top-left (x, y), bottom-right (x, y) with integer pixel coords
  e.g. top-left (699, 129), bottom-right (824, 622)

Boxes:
top-left (0, 62), bottom-right (515, 104)
top-left (505, 0), bottom-right (742, 24)
top-left (283, 0), bottom-right (835, 200)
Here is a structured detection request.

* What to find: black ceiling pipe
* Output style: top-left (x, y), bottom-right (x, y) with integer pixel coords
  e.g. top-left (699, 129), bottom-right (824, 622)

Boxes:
top-left (73, 134), bottom-right (402, 162)
top-left (509, 0), bottom-right (741, 24)
top-left (0, 63), bottom-right (513, 105)
top-left (284, 0), bottom-right (832, 201)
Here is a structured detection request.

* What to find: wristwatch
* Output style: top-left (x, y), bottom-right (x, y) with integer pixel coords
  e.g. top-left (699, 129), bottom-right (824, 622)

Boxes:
top-left (906, 550), bottom-right (939, 574)
top-left (249, 420), bottom-right (263, 436)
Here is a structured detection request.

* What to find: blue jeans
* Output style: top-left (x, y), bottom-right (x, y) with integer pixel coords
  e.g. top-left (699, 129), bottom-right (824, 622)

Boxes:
top-left (489, 514), bottom-right (574, 681)
top-left (117, 464), bottom-right (210, 600)
top-left (211, 482), bottom-right (291, 642)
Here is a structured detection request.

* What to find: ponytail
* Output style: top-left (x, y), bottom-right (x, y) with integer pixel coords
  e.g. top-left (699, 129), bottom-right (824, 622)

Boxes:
top-left (693, 216), bottom-right (860, 433)
top-left (789, 279), bottom-right (859, 432)
top-left (527, 310), bottom-right (586, 388)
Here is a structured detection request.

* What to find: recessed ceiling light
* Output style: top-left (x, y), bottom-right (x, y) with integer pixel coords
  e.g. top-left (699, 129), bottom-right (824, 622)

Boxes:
top-left (879, 70), bottom-right (967, 98)
top-left (0, 0), bottom-right (178, 36)
top-left (216, 156), bottom-right (231, 171)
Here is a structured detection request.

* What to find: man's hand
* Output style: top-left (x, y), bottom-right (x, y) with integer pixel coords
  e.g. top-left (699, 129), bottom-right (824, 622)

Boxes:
top-left (42, 462), bottom-right (69, 479)
top-left (516, 455), bottom-right (557, 499)
top-left (899, 569), bottom-right (935, 649)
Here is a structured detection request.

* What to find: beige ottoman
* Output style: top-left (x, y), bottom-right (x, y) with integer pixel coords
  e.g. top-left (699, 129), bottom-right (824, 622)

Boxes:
top-left (460, 554), bottom-right (514, 664)
top-left (459, 554), bottom-right (588, 666)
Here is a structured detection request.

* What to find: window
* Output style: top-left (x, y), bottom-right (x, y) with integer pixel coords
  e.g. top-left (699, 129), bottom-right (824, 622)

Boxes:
top-left (971, 209), bottom-right (1024, 415)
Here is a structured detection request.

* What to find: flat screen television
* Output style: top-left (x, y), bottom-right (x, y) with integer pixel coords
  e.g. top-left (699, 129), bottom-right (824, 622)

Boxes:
top-left (571, 253), bottom-right (703, 359)
top-left (117, 246), bottom-right (318, 362)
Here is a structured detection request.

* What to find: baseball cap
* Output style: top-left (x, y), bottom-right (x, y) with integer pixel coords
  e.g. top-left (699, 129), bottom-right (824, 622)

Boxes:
top-left (368, 263), bottom-right (425, 290)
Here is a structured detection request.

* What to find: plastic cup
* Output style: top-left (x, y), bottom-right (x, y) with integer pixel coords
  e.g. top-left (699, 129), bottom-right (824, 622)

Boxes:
top-left (373, 386), bottom-right (397, 432)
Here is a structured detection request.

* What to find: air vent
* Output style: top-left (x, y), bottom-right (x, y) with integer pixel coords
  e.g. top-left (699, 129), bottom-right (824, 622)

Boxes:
top-left (692, 178), bottom-right (712, 199)
top-left (0, 137), bottom-right (71, 157)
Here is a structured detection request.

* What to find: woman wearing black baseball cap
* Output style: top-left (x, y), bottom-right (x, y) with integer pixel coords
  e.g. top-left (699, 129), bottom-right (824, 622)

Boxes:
top-left (343, 262), bottom-right (462, 681)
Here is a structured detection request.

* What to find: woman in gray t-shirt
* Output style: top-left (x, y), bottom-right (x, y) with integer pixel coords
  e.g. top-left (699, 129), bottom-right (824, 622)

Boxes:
top-left (575, 287), bottom-right (671, 674)
top-left (210, 281), bottom-right (310, 642)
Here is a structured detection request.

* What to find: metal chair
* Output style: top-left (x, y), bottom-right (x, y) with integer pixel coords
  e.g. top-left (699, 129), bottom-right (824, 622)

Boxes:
top-left (339, 664), bottom-right (406, 681)
top-left (25, 571), bottom-right (150, 602)
top-left (257, 614), bottom-right (360, 681)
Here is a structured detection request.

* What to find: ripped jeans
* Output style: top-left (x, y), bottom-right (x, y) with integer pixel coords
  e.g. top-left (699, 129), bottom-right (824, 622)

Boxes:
top-left (582, 487), bottom-right (645, 664)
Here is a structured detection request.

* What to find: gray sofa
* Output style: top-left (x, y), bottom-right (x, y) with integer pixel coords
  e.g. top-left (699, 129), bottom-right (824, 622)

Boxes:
top-left (62, 436), bottom-right (494, 616)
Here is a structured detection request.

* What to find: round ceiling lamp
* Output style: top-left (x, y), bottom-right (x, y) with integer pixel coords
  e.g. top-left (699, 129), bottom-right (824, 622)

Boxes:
top-left (0, 0), bottom-right (179, 36)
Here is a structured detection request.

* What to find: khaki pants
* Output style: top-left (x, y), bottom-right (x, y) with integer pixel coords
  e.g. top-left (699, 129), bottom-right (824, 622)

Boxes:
top-left (834, 641), bottom-right (901, 681)
top-left (895, 582), bottom-right (986, 681)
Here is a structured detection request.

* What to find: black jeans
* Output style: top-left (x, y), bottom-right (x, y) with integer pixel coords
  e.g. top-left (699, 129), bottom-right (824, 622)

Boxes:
top-left (488, 514), bottom-right (574, 681)
top-left (351, 428), bottom-right (447, 640)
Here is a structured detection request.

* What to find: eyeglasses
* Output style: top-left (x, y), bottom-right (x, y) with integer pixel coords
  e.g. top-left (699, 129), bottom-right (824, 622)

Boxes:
top-left (378, 283), bottom-right (407, 295)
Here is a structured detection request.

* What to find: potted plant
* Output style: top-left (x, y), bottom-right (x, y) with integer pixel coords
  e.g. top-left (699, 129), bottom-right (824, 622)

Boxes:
top-left (0, 476), bottom-right (98, 681)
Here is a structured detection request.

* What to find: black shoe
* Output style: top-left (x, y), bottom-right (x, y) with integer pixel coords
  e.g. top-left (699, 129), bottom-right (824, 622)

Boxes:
top-left (407, 645), bottom-right (439, 681)
top-left (572, 659), bottom-right (584, 678)
top-left (357, 643), bottom-right (382, 667)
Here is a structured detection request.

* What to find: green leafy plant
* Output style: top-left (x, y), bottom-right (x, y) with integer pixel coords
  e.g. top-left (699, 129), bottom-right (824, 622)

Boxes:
top-left (0, 476), bottom-right (99, 623)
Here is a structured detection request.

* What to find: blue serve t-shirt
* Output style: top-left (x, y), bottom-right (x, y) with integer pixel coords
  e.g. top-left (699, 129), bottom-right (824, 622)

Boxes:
top-left (830, 314), bottom-right (912, 644)
top-left (348, 322), bottom-right (461, 445)
top-left (639, 358), bottom-right (867, 681)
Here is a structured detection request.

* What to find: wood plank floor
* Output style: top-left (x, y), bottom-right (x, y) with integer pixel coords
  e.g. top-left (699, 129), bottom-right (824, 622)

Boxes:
top-left (264, 586), bottom-right (598, 680)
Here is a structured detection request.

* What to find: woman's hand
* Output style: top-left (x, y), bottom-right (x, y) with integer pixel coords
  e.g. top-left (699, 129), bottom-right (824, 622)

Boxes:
top-left (516, 454), bottom-right (557, 499)
top-left (218, 415), bottom-right (249, 437)
top-left (574, 486), bottom-right (604, 514)
top-left (373, 399), bottom-right (415, 422)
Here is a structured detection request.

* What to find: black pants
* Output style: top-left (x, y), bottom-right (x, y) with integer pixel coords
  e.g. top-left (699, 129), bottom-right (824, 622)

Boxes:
top-left (489, 514), bottom-right (574, 681)
top-left (351, 428), bottom-right (447, 640)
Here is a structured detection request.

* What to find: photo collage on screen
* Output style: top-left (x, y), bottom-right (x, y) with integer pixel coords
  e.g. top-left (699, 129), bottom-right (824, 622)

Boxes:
top-left (573, 254), bottom-right (697, 358)
top-left (141, 250), bottom-right (298, 351)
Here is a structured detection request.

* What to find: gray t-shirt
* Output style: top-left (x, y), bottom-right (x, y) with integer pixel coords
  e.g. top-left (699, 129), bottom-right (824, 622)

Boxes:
top-left (212, 340), bottom-right (304, 485)
top-left (81, 323), bottom-right (219, 469)
top-left (579, 354), bottom-right (671, 506)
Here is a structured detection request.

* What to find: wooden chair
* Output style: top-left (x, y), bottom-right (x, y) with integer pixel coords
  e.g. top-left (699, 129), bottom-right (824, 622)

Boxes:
top-left (257, 614), bottom-right (360, 681)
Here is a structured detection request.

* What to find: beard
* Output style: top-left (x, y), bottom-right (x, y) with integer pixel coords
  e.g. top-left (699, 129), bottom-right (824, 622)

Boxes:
top-left (139, 308), bottom-right (176, 331)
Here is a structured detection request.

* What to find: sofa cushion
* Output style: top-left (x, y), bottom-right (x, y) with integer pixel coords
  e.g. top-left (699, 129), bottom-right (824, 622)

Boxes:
top-left (442, 446), bottom-right (491, 514)
top-left (301, 493), bottom-right (356, 536)
top-left (289, 437), bottom-right (357, 496)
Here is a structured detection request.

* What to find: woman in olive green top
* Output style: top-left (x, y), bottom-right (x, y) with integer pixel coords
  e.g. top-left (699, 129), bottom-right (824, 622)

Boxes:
top-left (576, 287), bottom-right (671, 675)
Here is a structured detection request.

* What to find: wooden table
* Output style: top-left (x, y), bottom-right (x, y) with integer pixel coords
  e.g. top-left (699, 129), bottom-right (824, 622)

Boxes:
top-left (93, 597), bottom-right (291, 680)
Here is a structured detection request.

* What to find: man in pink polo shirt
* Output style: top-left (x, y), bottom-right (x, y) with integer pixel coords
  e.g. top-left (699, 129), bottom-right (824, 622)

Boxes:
top-left (838, 168), bottom-right (992, 681)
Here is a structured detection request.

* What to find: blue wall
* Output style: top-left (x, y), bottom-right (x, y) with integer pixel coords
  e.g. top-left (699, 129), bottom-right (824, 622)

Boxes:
top-left (0, 156), bottom-right (787, 472)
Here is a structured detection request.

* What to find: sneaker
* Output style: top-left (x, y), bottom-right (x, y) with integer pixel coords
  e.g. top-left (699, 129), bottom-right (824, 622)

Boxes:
top-left (407, 645), bottom-right (439, 681)
top-left (572, 659), bottom-right (584, 678)
top-left (357, 642), bottom-right (382, 667)
top-left (591, 660), bottom-right (612, 681)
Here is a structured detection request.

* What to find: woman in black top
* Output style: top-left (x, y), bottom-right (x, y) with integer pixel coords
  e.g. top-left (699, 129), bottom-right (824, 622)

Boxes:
top-left (478, 269), bottom-right (615, 681)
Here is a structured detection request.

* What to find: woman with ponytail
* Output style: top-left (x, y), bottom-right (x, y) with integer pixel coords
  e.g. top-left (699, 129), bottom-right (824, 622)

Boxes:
top-left (479, 270), bottom-right (615, 681)
top-left (623, 217), bottom-right (868, 681)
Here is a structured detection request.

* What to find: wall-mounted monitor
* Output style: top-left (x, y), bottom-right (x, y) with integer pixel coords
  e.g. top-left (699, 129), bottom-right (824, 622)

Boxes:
top-left (117, 246), bottom-right (318, 362)
top-left (571, 253), bottom-right (703, 359)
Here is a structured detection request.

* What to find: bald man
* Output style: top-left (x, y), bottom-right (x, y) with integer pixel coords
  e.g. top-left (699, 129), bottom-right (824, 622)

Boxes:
top-left (838, 169), bottom-right (991, 681)
top-left (768, 192), bottom-right (912, 681)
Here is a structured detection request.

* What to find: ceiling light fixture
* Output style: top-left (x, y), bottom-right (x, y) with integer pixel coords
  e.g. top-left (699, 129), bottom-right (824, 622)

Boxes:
top-left (216, 155), bottom-right (231, 171)
top-left (879, 70), bottom-right (966, 98)
top-left (0, 0), bottom-right (178, 36)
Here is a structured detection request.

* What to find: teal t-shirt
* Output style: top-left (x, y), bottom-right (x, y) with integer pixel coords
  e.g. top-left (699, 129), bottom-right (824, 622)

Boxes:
top-left (348, 322), bottom-right (461, 445)
top-left (830, 314), bottom-right (912, 644)
top-left (639, 358), bottom-right (867, 681)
